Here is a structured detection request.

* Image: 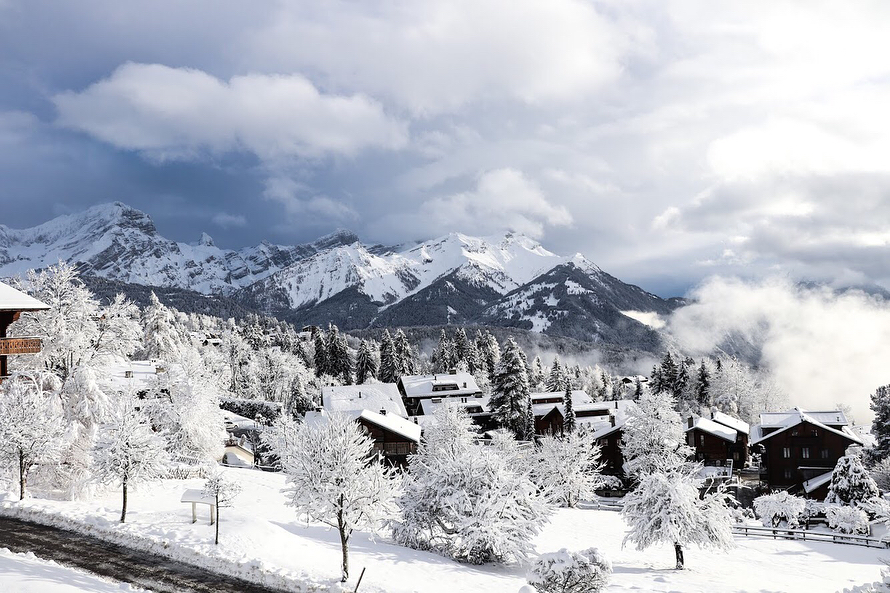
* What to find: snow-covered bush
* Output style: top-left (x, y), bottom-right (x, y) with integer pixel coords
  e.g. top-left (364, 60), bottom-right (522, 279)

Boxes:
top-left (527, 547), bottom-right (611, 593)
top-left (753, 491), bottom-right (806, 528)
top-left (825, 504), bottom-right (870, 534)
top-left (826, 455), bottom-right (880, 507)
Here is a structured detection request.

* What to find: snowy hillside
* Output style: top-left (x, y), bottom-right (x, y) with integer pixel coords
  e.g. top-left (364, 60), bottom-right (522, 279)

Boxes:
top-left (0, 202), bottom-right (356, 294)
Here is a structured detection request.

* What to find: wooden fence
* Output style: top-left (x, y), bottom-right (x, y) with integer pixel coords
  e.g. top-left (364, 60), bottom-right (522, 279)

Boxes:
top-left (732, 525), bottom-right (889, 549)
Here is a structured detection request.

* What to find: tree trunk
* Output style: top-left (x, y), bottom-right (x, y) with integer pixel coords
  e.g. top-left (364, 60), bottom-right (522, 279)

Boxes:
top-left (120, 478), bottom-right (128, 523)
top-left (18, 450), bottom-right (26, 501)
top-left (674, 542), bottom-right (684, 569)
top-left (215, 493), bottom-right (220, 545)
top-left (338, 493), bottom-right (349, 582)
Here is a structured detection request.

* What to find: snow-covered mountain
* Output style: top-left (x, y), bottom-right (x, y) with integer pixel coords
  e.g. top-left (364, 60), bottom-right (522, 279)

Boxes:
top-left (1, 202), bottom-right (681, 346)
top-left (0, 202), bottom-right (357, 293)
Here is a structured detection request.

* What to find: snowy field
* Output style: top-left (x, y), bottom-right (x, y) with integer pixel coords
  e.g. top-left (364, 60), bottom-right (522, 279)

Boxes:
top-left (0, 547), bottom-right (143, 592)
top-left (1, 467), bottom-right (885, 593)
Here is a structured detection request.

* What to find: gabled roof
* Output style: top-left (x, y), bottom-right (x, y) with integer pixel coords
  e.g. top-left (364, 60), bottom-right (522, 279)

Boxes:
top-left (419, 394), bottom-right (490, 416)
top-left (0, 281), bottom-right (49, 312)
top-left (802, 470), bottom-right (833, 494)
top-left (710, 410), bottom-right (749, 435)
top-left (322, 383), bottom-right (407, 417)
top-left (357, 409), bottom-right (421, 442)
top-left (591, 417), bottom-right (627, 441)
top-left (399, 372), bottom-right (480, 397)
top-left (751, 408), bottom-right (863, 446)
top-left (687, 417), bottom-right (737, 443)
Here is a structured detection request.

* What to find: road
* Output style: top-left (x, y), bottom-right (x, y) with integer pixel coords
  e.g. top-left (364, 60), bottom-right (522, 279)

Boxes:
top-left (0, 515), bottom-right (290, 593)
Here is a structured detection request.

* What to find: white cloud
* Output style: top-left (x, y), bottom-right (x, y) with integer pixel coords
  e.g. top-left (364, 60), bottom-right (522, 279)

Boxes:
top-left (376, 168), bottom-right (571, 240)
top-left (53, 63), bottom-right (408, 161)
top-left (668, 276), bottom-right (890, 423)
top-left (211, 212), bottom-right (247, 229)
top-left (263, 176), bottom-right (358, 224)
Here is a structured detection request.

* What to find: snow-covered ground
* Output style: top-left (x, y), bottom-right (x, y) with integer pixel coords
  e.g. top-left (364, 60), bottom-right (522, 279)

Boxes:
top-left (0, 547), bottom-right (144, 592)
top-left (1, 467), bottom-right (885, 593)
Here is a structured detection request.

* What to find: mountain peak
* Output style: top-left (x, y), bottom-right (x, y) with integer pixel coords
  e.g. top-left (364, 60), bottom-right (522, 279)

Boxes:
top-left (198, 232), bottom-right (215, 247)
top-left (313, 228), bottom-right (360, 249)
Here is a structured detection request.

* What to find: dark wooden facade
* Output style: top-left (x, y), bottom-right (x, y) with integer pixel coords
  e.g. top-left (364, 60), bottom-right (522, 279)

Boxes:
top-left (687, 428), bottom-right (736, 463)
top-left (0, 311), bottom-right (43, 379)
top-left (358, 416), bottom-right (418, 467)
top-left (758, 420), bottom-right (857, 497)
top-left (595, 426), bottom-right (625, 478)
top-left (535, 407), bottom-right (564, 436)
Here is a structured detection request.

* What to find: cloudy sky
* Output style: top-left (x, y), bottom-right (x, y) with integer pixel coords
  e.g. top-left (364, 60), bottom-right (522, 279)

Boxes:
top-left (2, 1), bottom-right (889, 297)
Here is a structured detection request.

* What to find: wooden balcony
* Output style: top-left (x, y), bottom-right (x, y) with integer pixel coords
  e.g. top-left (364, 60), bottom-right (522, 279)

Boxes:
top-left (0, 337), bottom-right (43, 355)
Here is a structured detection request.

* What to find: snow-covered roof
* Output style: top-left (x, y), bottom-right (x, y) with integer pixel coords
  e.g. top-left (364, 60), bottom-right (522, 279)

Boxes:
top-left (591, 417), bottom-right (627, 441)
top-left (751, 408), bottom-right (863, 446)
top-left (322, 383), bottom-right (407, 417)
top-left (399, 372), bottom-right (481, 398)
top-left (530, 390), bottom-right (593, 405)
top-left (710, 410), bottom-right (750, 435)
top-left (103, 359), bottom-right (165, 391)
top-left (686, 417), bottom-right (737, 443)
top-left (803, 470), bottom-right (834, 493)
top-left (0, 281), bottom-right (49, 312)
top-left (358, 409), bottom-right (421, 442)
top-left (419, 394), bottom-right (490, 416)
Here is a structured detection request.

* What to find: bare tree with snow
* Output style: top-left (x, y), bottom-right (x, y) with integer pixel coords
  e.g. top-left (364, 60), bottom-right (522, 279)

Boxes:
top-left (93, 395), bottom-right (170, 522)
top-left (621, 467), bottom-right (734, 569)
top-left (0, 376), bottom-right (66, 500)
top-left (621, 391), bottom-right (692, 479)
top-left (533, 429), bottom-right (602, 508)
top-left (277, 412), bottom-right (398, 582)
top-left (202, 469), bottom-right (242, 545)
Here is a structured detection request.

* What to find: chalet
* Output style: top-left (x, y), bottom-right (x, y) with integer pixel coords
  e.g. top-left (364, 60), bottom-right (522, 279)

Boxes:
top-left (750, 408), bottom-right (863, 499)
top-left (397, 372), bottom-right (483, 416)
top-left (685, 411), bottom-right (749, 473)
top-left (591, 418), bottom-right (627, 478)
top-left (530, 392), bottom-right (634, 436)
top-left (418, 395), bottom-right (496, 430)
top-left (0, 281), bottom-right (49, 381)
top-left (306, 408), bottom-right (421, 466)
top-left (322, 383), bottom-right (408, 418)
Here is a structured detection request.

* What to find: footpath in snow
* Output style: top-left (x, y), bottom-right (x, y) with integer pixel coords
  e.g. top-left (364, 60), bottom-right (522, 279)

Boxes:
top-left (0, 547), bottom-right (145, 593)
top-left (1, 466), bottom-right (886, 593)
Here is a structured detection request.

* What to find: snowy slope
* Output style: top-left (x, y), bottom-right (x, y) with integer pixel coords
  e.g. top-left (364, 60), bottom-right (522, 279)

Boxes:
top-left (0, 203), bottom-right (356, 294)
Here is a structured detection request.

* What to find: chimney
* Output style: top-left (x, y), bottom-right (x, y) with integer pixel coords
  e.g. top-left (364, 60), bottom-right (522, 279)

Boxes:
top-left (687, 416), bottom-right (694, 429)
top-left (358, 391), bottom-right (362, 398)
top-left (614, 401), bottom-right (618, 409)
top-left (463, 382), bottom-right (467, 388)
top-left (380, 409), bottom-right (387, 416)
top-left (610, 415), bottom-right (615, 427)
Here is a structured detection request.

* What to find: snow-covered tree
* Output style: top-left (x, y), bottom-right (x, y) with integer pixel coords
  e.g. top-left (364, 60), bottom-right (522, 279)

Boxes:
top-left (202, 470), bottom-right (242, 545)
top-left (871, 457), bottom-right (890, 491)
top-left (478, 330), bottom-right (501, 380)
top-left (354, 340), bottom-right (378, 384)
top-left (490, 338), bottom-right (531, 437)
top-left (528, 547), bottom-right (612, 593)
top-left (279, 413), bottom-right (398, 582)
top-left (622, 468), bottom-right (734, 569)
top-left (378, 330), bottom-right (399, 383)
top-left (694, 361), bottom-right (710, 406)
top-left (546, 356), bottom-right (564, 392)
top-left (0, 376), bottom-right (66, 500)
top-left (563, 385), bottom-right (576, 433)
top-left (142, 292), bottom-right (182, 359)
top-left (621, 391), bottom-right (692, 479)
top-left (871, 384), bottom-right (890, 462)
top-left (825, 454), bottom-right (879, 507)
top-left (93, 396), bottom-right (169, 522)
top-left (524, 394), bottom-right (536, 441)
top-left (533, 430), bottom-right (602, 508)
top-left (432, 329), bottom-right (454, 373)
top-left (393, 405), bottom-right (550, 565)
top-left (753, 491), bottom-right (806, 528)
top-left (825, 504), bottom-right (869, 534)
top-left (394, 329), bottom-right (416, 376)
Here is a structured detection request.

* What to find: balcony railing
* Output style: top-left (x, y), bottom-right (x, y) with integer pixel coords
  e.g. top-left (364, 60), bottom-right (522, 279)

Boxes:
top-left (373, 442), bottom-right (416, 457)
top-left (0, 337), bottom-right (43, 355)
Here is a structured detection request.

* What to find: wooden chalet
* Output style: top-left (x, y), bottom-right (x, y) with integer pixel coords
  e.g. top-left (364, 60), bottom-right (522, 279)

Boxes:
top-left (591, 418), bottom-right (626, 478)
top-left (0, 281), bottom-right (49, 380)
top-left (685, 410), bottom-right (749, 474)
top-left (750, 408), bottom-right (863, 499)
top-left (397, 371), bottom-right (483, 416)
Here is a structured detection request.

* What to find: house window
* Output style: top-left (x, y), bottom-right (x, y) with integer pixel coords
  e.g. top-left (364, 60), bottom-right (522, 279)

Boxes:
top-left (124, 370), bottom-right (134, 378)
top-left (791, 429), bottom-right (799, 437)
top-left (811, 429), bottom-right (818, 437)
top-left (784, 469), bottom-right (793, 479)
top-left (699, 434), bottom-right (705, 446)
top-left (820, 449), bottom-right (830, 459)
top-left (801, 447), bottom-right (810, 459)
top-left (783, 447), bottom-right (791, 458)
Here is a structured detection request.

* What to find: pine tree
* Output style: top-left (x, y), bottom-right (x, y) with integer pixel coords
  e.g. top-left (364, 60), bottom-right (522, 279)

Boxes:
top-left (355, 340), bottom-right (378, 384)
top-left (93, 396), bottom-right (169, 522)
top-left (490, 338), bottom-right (531, 437)
top-left (481, 331), bottom-right (501, 379)
top-left (871, 384), bottom-right (890, 461)
top-left (327, 325), bottom-right (352, 384)
top-left (825, 455), bottom-right (880, 507)
top-left (432, 329), bottom-right (454, 373)
top-left (394, 330), bottom-right (416, 376)
top-left (695, 361), bottom-right (710, 406)
top-left (313, 329), bottom-right (329, 377)
top-left (563, 383), bottom-right (577, 433)
top-left (453, 328), bottom-right (470, 367)
top-left (621, 391), bottom-right (693, 478)
top-left (524, 394), bottom-right (536, 441)
top-left (142, 292), bottom-right (181, 359)
top-left (546, 356), bottom-right (564, 392)
top-left (530, 355), bottom-right (545, 390)
top-left (378, 330), bottom-right (399, 383)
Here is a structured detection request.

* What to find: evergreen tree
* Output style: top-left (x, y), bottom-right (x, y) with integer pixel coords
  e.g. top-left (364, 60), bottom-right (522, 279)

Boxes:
top-left (546, 356), bottom-right (564, 392)
top-left (355, 340), bottom-right (378, 384)
top-left (871, 384), bottom-right (890, 461)
top-left (481, 331), bottom-right (501, 379)
top-left (621, 391), bottom-right (693, 478)
top-left (327, 325), bottom-right (352, 384)
top-left (490, 338), bottom-right (531, 437)
top-left (378, 330), bottom-right (399, 383)
top-left (634, 377), bottom-right (644, 400)
top-left (313, 329), bottom-right (329, 377)
top-left (530, 355), bottom-right (545, 389)
top-left (563, 383), bottom-right (576, 433)
top-left (524, 394), bottom-right (536, 441)
top-left (695, 361), bottom-right (710, 406)
top-left (464, 339), bottom-right (481, 374)
top-left (142, 292), bottom-right (182, 360)
top-left (453, 328), bottom-right (470, 367)
top-left (825, 455), bottom-right (880, 507)
top-left (394, 329), bottom-right (416, 376)
top-left (432, 329), bottom-right (454, 373)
